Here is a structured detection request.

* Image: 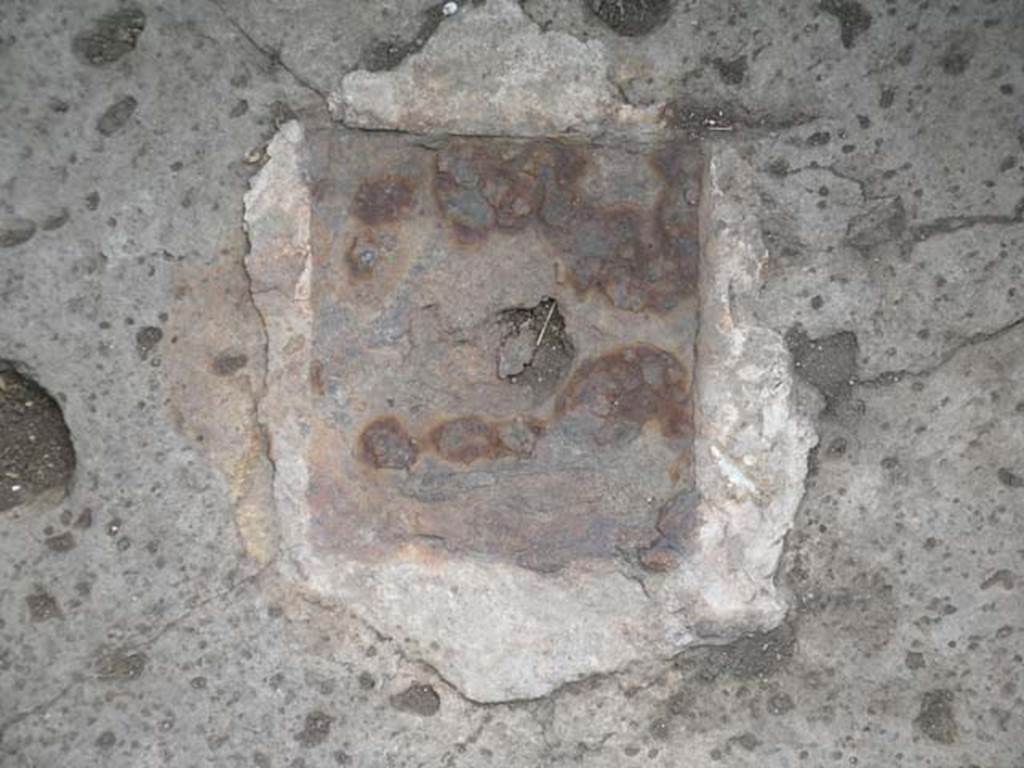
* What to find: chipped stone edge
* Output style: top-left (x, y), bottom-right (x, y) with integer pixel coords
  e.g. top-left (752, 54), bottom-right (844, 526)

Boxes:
top-left (241, 121), bottom-right (315, 583)
top-left (678, 146), bottom-right (819, 633)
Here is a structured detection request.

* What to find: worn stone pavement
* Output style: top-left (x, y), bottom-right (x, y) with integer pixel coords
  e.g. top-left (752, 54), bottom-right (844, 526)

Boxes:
top-left (1, 0), bottom-right (1022, 765)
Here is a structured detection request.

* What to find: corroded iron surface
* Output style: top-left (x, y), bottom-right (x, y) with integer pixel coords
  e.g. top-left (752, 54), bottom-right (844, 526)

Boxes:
top-left (303, 133), bottom-right (701, 572)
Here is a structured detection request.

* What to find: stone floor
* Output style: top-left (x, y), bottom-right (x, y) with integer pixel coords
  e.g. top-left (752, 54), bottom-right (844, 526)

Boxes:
top-left (1, 0), bottom-right (1022, 766)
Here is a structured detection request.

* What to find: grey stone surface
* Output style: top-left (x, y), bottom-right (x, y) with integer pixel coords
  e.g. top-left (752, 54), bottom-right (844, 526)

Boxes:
top-left (1, 0), bottom-right (1022, 765)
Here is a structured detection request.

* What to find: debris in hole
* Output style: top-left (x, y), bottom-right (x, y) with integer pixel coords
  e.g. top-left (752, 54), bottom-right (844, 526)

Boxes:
top-left (0, 363), bottom-right (76, 513)
top-left (496, 297), bottom-right (575, 400)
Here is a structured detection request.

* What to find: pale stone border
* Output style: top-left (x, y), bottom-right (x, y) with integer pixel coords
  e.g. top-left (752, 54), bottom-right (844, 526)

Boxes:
top-left (332, 0), bottom-right (661, 138)
top-left (242, 122), bottom-right (815, 701)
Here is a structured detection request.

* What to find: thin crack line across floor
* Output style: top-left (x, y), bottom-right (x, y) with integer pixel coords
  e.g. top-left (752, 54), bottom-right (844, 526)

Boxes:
top-left (857, 314), bottom-right (1024, 388)
top-left (206, 0), bottom-right (331, 105)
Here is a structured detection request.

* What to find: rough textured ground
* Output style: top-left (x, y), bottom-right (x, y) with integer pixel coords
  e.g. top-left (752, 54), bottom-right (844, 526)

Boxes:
top-left (1, 0), bottom-right (1022, 766)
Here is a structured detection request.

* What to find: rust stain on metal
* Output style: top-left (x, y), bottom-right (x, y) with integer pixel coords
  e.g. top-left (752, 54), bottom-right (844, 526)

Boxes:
top-left (431, 139), bottom-right (699, 313)
top-left (352, 175), bottom-right (416, 226)
top-left (358, 416), bottom-right (420, 470)
top-left (301, 132), bottom-right (701, 572)
top-left (556, 345), bottom-right (692, 446)
top-left (427, 415), bottom-right (544, 464)
top-left (429, 416), bottom-right (505, 464)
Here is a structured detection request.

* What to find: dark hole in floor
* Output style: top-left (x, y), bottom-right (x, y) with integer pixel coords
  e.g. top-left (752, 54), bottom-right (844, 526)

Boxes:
top-left (496, 297), bottom-right (575, 402)
top-left (0, 361), bottom-right (76, 512)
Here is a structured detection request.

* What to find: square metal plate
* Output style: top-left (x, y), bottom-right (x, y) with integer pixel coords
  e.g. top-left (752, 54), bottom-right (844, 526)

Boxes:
top-left (301, 132), bottom-right (702, 573)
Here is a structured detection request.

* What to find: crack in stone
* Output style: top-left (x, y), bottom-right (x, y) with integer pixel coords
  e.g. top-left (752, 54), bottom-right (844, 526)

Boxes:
top-left (908, 196), bottom-right (1024, 243)
top-left (295, 588), bottom-right (639, 707)
top-left (856, 314), bottom-right (1024, 387)
top-left (207, 0), bottom-right (332, 107)
top-left (235, 167), bottom-right (280, 562)
top-left (0, 683), bottom-right (74, 746)
top-left (0, 564), bottom-right (274, 746)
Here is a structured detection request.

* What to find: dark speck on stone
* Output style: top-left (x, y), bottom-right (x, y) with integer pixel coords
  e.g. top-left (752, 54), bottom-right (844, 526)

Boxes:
top-left (806, 131), bottom-right (831, 146)
top-left (212, 352), bottom-right (248, 376)
top-left (713, 55), bottom-right (747, 85)
top-left (45, 531), bottom-right (76, 553)
top-left (96, 648), bottom-right (148, 680)
top-left (785, 326), bottom-right (859, 410)
top-left (358, 671), bottom-right (376, 689)
top-left (940, 47), bottom-right (970, 75)
top-left (997, 467), bottom-right (1023, 488)
top-left (587, 0), bottom-right (673, 37)
top-left (72, 7), bottom-right (146, 66)
top-left (295, 710), bottom-right (334, 747)
top-left (0, 218), bottom-right (37, 248)
top-left (95, 731), bottom-right (117, 749)
top-left (136, 326), bottom-right (163, 360)
top-left (390, 683), bottom-right (441, 716)
top-left (914, 689), bottom-right (958, 744)
top-left (767, 692), bottom-right (794, 714)
top-left (41, 209), bottom-right (70, 231)
top-left (820, 0), bottom-right (872, 49)
top-left (730, 732), bottom-right (761, 752)
top-left (26, 591), bottom-right (62, 622)
top-left (97, 96), bottom-right (138, 136)
top-left (905, 651), bottom-right (925, 669)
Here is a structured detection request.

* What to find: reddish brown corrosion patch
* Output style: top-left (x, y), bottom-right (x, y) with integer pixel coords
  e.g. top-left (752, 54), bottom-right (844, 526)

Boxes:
top-left (556, 345), bottom-right (691, 446)
top-left (432, 142), bottom-right (588, 242)
top-left (431, 140), bottom-right (700, 312)
top-left (428, 416), bottom-right (543, 464)
top-left (358, 416), bottom-right (419, 470)
top-left (429, 416), bottom-right (504, 464)
top-left (359, 415), bottom-right (544, 470)
top-left (352, 175), bottom-right (415, 226)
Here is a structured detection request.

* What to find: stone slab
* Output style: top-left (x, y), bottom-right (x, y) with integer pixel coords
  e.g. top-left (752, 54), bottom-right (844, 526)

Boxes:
top-left (243, 122), bottom-right (814, 701)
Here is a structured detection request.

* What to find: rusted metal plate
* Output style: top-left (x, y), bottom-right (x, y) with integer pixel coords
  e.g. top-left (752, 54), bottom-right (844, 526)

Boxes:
top-left (302, 132), bottom-right (701, 572)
